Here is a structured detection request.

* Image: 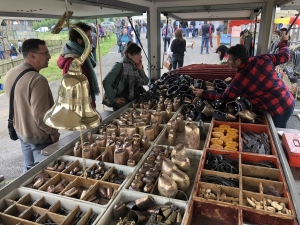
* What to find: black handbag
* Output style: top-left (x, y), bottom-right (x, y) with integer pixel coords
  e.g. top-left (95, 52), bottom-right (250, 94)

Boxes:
top-left (8, 68), bottom-right (37, 141)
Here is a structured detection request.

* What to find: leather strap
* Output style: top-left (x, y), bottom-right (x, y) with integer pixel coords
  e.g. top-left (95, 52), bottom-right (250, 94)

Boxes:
top-left (9, 68), bottom-right (37, 123)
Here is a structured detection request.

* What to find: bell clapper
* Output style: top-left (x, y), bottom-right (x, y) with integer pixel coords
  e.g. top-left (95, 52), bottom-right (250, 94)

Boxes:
top-left (80, 127), bottom-right (87, 178)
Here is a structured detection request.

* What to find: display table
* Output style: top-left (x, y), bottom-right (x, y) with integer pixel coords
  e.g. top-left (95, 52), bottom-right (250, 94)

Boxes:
top-left (0, 101), bottom-right (299, 225)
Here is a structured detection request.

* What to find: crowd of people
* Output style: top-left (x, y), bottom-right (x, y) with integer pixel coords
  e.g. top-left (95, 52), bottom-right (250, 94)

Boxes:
top-left (0, 39), bottom-right (24, 60)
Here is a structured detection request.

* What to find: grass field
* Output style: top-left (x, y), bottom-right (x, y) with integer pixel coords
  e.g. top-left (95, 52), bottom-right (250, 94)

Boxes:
top-left (0, 33), bottom-right (117, 93)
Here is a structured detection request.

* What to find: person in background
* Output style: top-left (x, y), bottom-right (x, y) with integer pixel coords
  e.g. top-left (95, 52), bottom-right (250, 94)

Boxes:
top-left (18, 40), bottom-right (22, 53)
top-left (103, 42), bottom-right (149, 110)
top-left (134, 20), bottom-right (141, 45)
top-left (142, 20), bottom-right (147, 33)
top-left (4, 39), bottom-right (60, 172)
top-left (121, 17), bottom-right (126, 28)
top-left (91, 26), bottom-right (97, 62)
top-left (216, 21), bottom-right (224, 48)
top-left (9, 43), bottom-right (18, 59)
top-left (193, 33), bottom-right (294, 128)
top-left (208, 21), bottom-right (215, 50)
top-left (117, 28), bottom-right (133, 57)
top-left (98, 24), bottom-right (105, 37)
top-left (0, 174), bottom-right (4, 182)
top-left (216, 45), bottom-right (229, 64)
top-left (115, 18), bottom-right (122, 39)
top-left (190, 21), bottom-right (196, 37)
top-left (162, 21), bottom-right (173, 54)
top-left (170, 29), bottom-right (186, 69)
top-left (200, 21), bottom-right (210, 54)
top-left (240, 29), bottom-right (248, 45)
top-left (0, 41), bottom-right (5, 60)
top-left (180, 21), bottom-right (188, 37)
top-left (57, 22), bottom-right (100, 108)
top-left (124, 22), bottom-right (132, 36)
top-left (280, 28), bottom-right (291, 42)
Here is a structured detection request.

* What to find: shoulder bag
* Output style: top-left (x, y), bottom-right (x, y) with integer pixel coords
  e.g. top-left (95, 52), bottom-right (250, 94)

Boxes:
top-left (8, 68), bottom-right (37, 140)
top-left (102, 63), bottom-right (123, 107)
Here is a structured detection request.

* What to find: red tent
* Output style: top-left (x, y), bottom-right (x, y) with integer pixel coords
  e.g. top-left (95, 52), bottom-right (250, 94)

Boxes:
top-left (228, 20), bottom-right (259, 27)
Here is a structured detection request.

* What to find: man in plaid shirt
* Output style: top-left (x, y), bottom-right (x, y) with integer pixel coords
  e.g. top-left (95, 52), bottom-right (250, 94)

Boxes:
top-left (193, 33), bottom-right (295, 128)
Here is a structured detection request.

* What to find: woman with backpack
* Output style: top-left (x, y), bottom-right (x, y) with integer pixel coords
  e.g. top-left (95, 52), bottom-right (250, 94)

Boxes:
top-left (103, 42), bottom-right (149, 110)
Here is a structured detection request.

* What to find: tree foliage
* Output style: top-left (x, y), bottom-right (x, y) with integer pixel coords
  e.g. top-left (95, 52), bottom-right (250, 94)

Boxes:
top-left (33, 17), bottom-right (119, 29)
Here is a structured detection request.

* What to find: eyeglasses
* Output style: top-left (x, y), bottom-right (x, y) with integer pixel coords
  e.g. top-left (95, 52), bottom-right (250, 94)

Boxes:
top-left (32, 51), bottom-right (50, 56)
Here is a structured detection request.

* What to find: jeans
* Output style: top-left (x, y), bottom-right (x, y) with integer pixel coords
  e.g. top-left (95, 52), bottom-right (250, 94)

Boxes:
top-left (163, 37), bottom-right (170, 52)
top-left (182, 27), bottom-right (187, 37)
top-left (18, 135), bottom-right (52, 172)
top-left (0, 51), bottom-right (4, 60)
top-left (172, 55), bottom-right (184, 69)
top-left (116, 33), bottom-right (121, 39)
top-left (271, 101), bottom-right (295, 128)
top-left (135, 34), bottom-right (140, 45)
top-left (201, 37), bottom-right (209, 54)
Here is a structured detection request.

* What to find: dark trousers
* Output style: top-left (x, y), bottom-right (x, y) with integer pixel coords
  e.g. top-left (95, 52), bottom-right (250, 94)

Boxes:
top-left (92, 47), bottom-right (97, 62)
top-left (172, 55), bottom-right (184, 69)
top-left (271, 101), bottom-right (295, 128)
top-left (163, 37), bottom-right (170, 52)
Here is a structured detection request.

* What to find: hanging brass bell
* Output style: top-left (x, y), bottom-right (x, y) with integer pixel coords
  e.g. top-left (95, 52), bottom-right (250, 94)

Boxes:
top-left (43, 25), bottom-right (101, 131)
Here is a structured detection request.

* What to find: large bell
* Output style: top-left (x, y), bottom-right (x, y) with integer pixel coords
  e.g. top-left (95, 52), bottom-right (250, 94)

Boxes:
top-left (44, 25), bottom-right (101, 131)
top-left (44, 73), bottom-right (101, 130)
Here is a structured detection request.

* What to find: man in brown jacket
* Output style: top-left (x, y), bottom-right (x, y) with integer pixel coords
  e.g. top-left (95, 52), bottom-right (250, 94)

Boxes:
top-left (4, 39), bottom-right (60, 172)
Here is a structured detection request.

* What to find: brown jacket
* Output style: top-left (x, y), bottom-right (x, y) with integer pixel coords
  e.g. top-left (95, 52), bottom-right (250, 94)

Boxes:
top-left (4, 63), bottom-right (57, 144)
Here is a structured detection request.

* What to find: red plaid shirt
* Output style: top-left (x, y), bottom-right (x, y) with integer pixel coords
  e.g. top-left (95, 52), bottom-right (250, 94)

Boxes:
top-left (202, 40), bottom-right (295, 116)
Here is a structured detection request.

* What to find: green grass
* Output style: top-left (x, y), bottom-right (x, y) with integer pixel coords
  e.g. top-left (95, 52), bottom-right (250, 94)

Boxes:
top-left (38, 31), bottom-right (69, 41)
top-left (0, 35), bottom-right (117, 93)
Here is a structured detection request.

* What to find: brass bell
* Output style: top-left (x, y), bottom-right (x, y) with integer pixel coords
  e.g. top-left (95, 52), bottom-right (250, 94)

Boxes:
top-left (44, 25), bottom-right (101, 130)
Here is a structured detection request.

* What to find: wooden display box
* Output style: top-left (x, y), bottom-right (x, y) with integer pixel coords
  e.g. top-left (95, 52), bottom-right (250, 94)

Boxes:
top-left (206, 120), bottom-right (241, 152)
top-left (19, 206), bottom-right (47, 222)
top-left (60, 177), bottom-right (97, 200)
top-left (242, 208), bottom-right (297, 225)
top-left (242, 164), bottom-right (281, 181)
top-left (202, 149), bottom-right (240, 174)
top-left (3, 203), bottom-right (28, 218)
top-left (36, 212), bottom-right (65, 224)
top-left (81, 181), bottom-right (120, 206)
top-left (241, 153), bottom-right (279, 169)
top-left (21, 170), bottom-right (58, 190)
top-left (242, 191), bottom-right (294, 217)
top-left (62, 160), bottom-right (88, 177)
top-left (196, 182), bottom-right (241, 206)
top-left (39, 173), bottom-right (76, 194)
top-left (242, 176), bottom-right (285, 197)
top-left (3, 193), bottom-right (42, 209)
top-left (0, 213), bottom-right (36, 225)
top-left (0, 199), bottom-right (15, 212)
top-left (241, 124), bottom-right (277, 156)
top-left (183, 198), bottom-right (240, 225)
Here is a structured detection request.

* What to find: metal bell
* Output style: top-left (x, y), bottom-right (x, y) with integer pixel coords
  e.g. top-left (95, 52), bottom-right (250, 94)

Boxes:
top-left (44, 25), bottom-right (101, 130)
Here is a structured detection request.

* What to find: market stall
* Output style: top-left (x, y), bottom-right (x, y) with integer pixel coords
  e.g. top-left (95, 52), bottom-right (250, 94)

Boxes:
top-left (0, 71), bottom-right (299, 224)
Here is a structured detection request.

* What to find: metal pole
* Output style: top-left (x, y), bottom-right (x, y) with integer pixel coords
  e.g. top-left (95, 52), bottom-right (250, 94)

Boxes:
top-left (252, 15), bottom-right (258, 56)
top-left (95, 18), bottom-right (105, 111)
